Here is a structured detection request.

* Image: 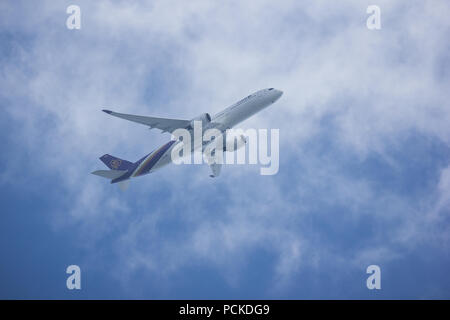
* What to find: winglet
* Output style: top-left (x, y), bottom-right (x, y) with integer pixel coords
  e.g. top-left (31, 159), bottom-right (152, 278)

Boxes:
top-left (102, 109), bottom-right (113, 114)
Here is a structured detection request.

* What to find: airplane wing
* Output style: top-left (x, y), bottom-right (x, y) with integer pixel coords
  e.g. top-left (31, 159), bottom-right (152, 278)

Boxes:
top-left (102, 109), bottom-right (191, 133)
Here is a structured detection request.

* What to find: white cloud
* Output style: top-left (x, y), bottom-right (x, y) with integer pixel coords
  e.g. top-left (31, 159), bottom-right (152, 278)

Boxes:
top-left (1, 0), bottom-right (450, 294)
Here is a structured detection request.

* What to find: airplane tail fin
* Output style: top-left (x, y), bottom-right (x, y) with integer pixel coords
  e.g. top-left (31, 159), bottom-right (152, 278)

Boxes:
top-left (99, 154), bottom-right (134, 170)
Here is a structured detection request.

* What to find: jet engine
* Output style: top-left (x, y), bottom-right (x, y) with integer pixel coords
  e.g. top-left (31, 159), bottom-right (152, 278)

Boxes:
top-left (189, 113), bottom-right (211, 128)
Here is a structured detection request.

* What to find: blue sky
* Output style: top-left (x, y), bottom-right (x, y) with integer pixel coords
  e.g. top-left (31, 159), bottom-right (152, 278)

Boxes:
top-left (1, 0), bottom-right (450, 299)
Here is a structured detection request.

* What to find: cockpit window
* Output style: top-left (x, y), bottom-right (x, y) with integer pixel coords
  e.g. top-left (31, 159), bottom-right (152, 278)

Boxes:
top-left (268, 88), bottom-right (274, 90)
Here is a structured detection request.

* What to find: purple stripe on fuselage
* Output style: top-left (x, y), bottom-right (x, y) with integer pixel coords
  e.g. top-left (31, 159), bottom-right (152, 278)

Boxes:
top-left (110, 140), bottom-right (175, 184)
top-left (133, 140), bottom-right (176, 177)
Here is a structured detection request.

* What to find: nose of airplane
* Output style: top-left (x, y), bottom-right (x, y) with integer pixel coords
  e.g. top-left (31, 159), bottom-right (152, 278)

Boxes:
top-left (274, 89), bottom-right (283, 100)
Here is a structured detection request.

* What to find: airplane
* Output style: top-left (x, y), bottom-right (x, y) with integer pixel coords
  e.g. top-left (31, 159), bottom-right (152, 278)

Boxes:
top-left (92, 88), bottom-right (283, 187)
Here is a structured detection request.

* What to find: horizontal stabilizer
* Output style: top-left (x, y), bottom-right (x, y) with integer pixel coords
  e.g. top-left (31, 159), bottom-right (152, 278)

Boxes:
top-left (91, 170), bottom-right (127, 180)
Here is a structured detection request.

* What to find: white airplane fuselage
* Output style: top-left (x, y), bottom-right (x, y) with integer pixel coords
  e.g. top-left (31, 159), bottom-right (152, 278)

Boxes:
top-left (213, 88), bottom-right (283, 128)
top-left (94, 88), bottom-right (283, 184)
top-left (138, 88), bottom-right (283, 175)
